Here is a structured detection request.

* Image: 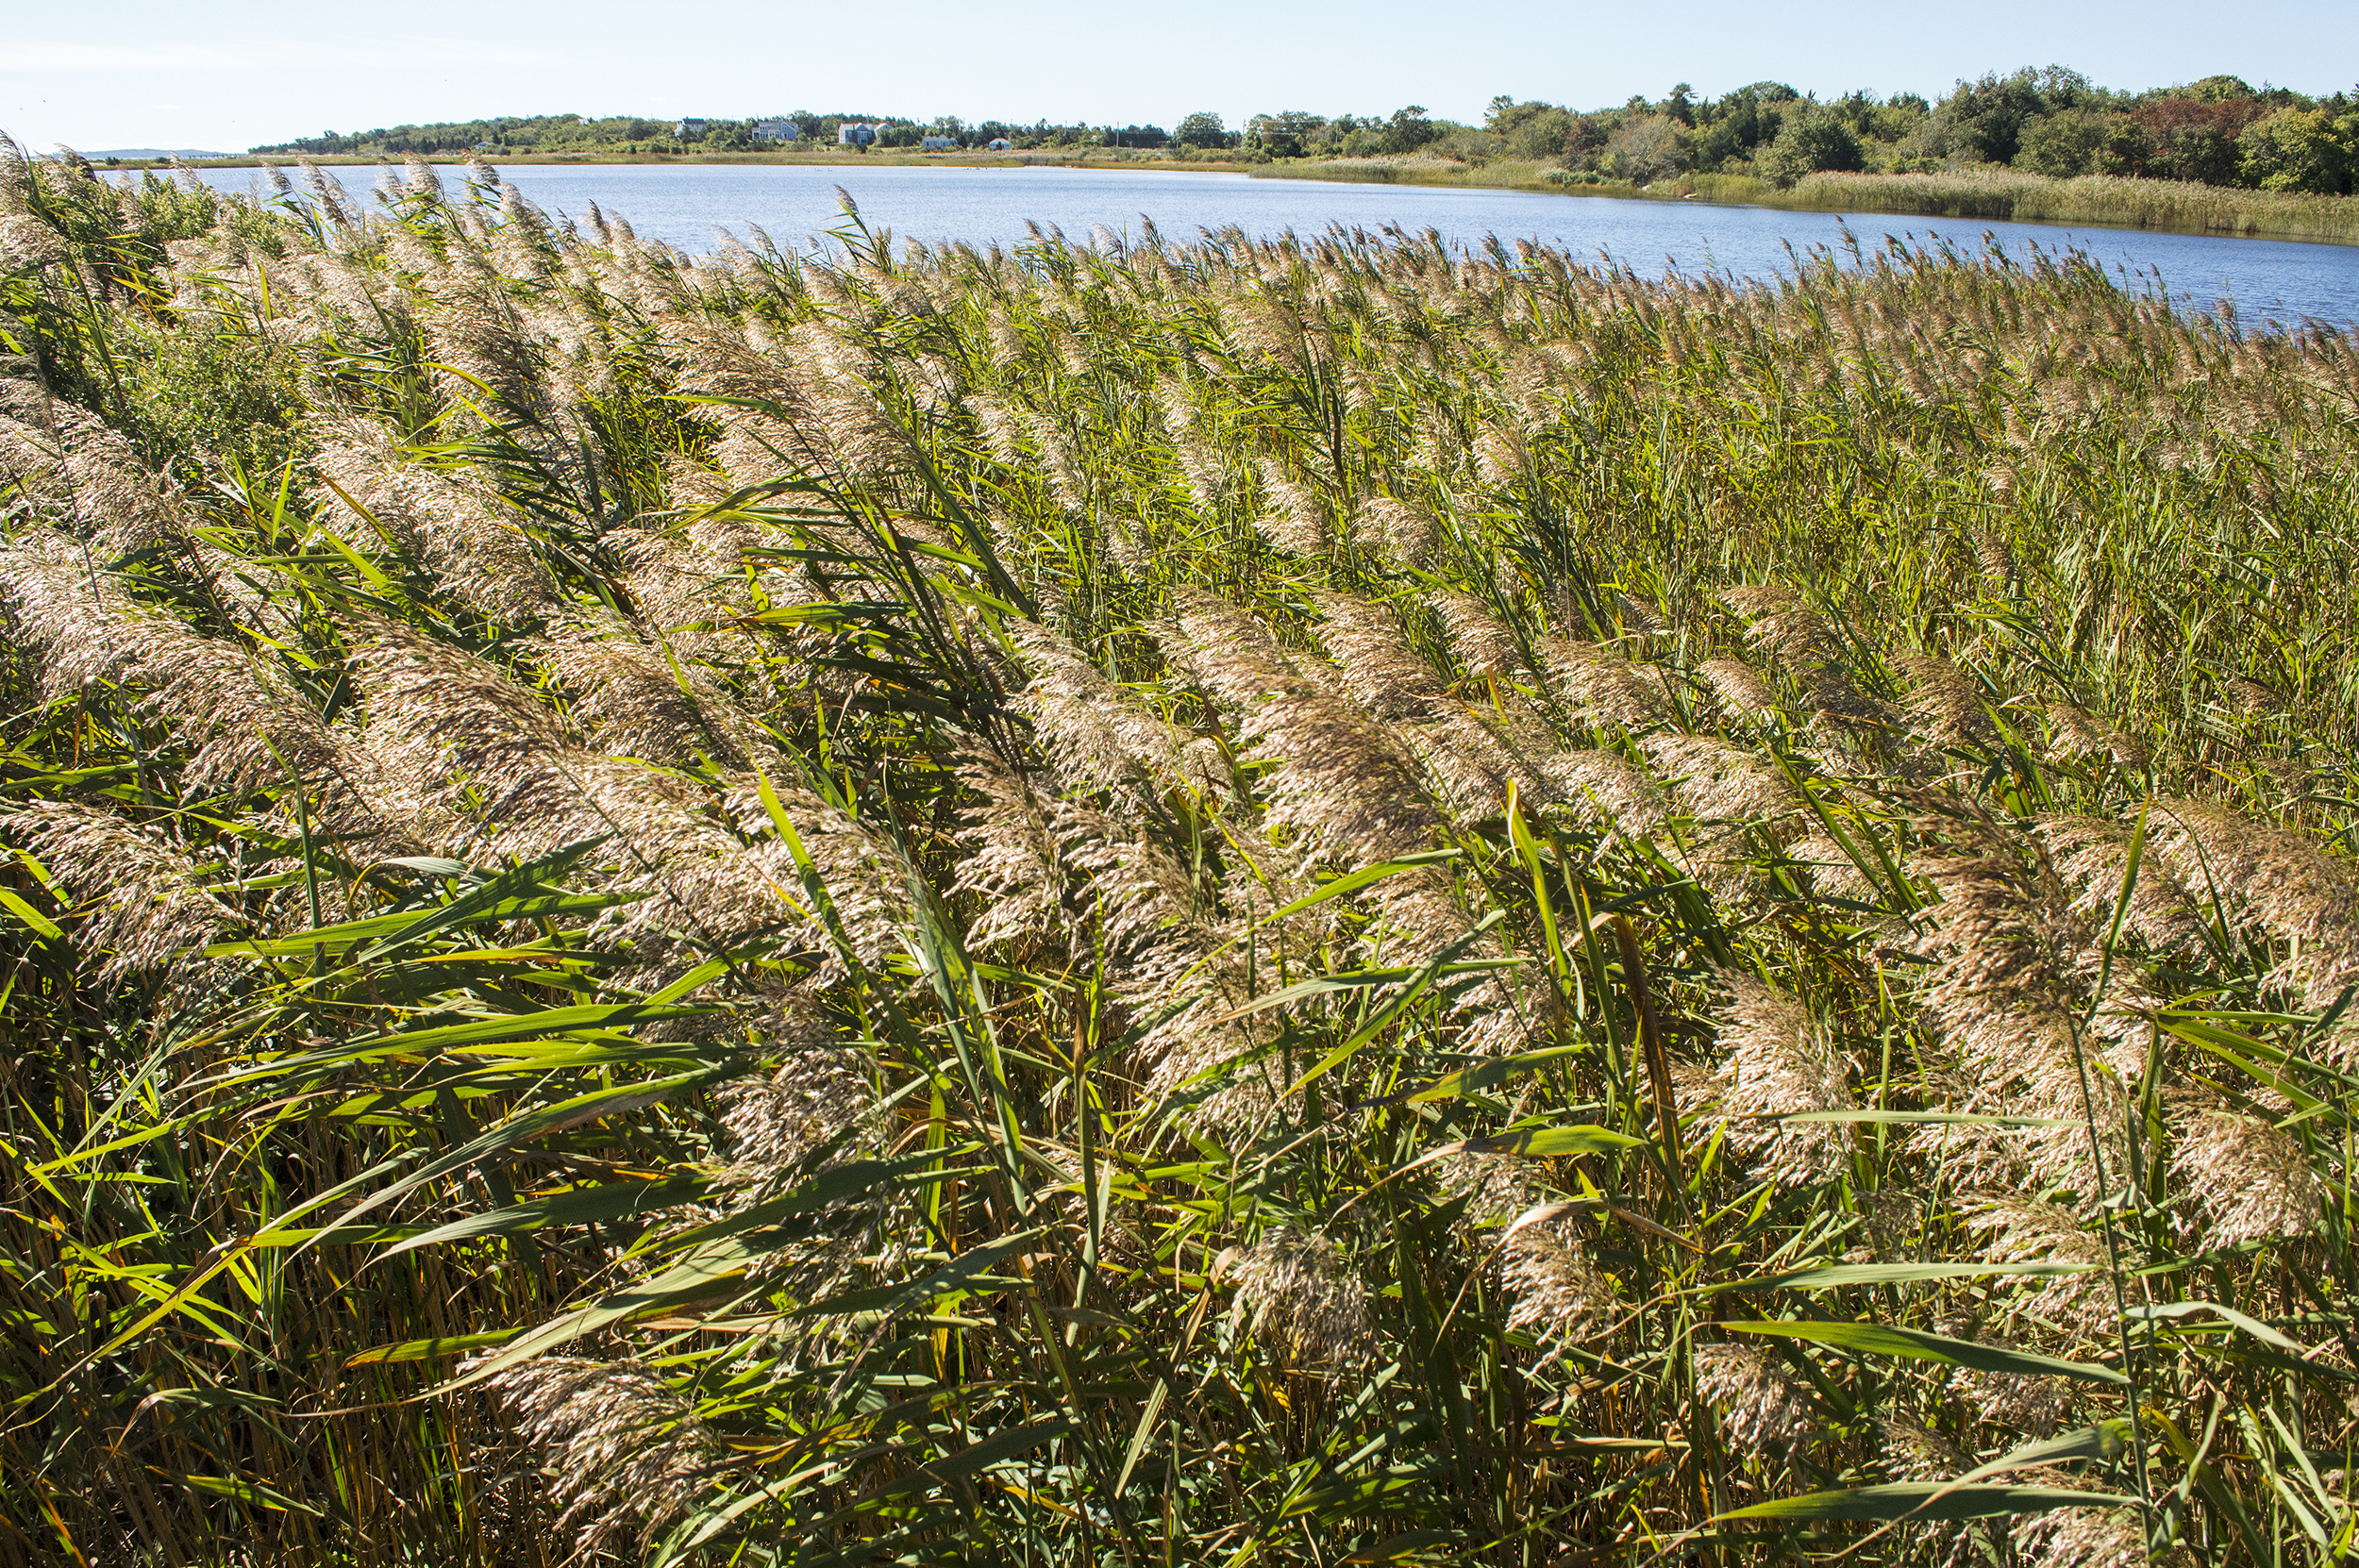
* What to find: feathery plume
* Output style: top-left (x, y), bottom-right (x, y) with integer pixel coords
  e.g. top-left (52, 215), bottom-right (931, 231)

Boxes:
top-left (1313, 592), bottom-right (1446, 719)
top-left (481, 1358), bottom-right (719, 1557)
top-left (312, 420), bottom-right (559, 622)
top-left (1254, 458), bottom-right (1326, 555)
top-left (0, 214), bottom-right (66, 271)
top-left (0, 532), bottom-right (351, 805)
top-left (0, 800), bottom-right (235, 983)
top-left (535, 611), bottom-right (747, 769)
top-left (1432, 1154), bottom-right (1543, 1224)
top-left (1499, 1218), bottom-right (1615, 1346)
top-left (1878, 1415), bottom-right (1967, 1483)
top-left (1009, 620), bottom-right (1215, 799)
top-left (1896, 656), bottom-right (1997, 749)
top-left (718, 1046), bottom-right (882, 1192)
top-left (1551, 748), bottom-right (1669, 834)
top-left (2177, 1107), bottom-right (2322, 1245)
top-left (1358, 494), bottom-right (1438, 568)
top-left (1706, 974), bottom-right (1854, 1190)
top-left (949, 752), bottom-right (1069, 950)
top-left (1228, 1226), bottom-right (1371, 1367)
top-left (2019, 1505), bottom-right (2149, 1568)
top-left (1433, 592), bottom-right (1524, 681)
top-left (1540, 636), bottom-right (1672, 730)
top-left (1694, 1343), bottom-right (1815, 1453)
top-left (2036, 815), bottom-right (2202, 951)
top-left (1912, 818), bottom-right (2132, 1193)
top-left (1721, 583), bottom-right (1839, 663)
top-left (1785, 830), bottom-right (1881, 908)
top-left (1698, 658), bottom-right (1780, 723)
top-left (2150, 798), bottom-right (2359, 1015)
top-left (1642, 734), bottom-right (1799, 824)
top-left (1959, 1197), bottom-right (2114, 1335)
top-left (1169, 591), bottom-right (1440, 869)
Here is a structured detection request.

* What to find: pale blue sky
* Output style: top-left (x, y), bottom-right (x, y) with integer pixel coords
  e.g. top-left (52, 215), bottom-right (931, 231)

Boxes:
top-left (6, 0), bottom-right (2353, 155)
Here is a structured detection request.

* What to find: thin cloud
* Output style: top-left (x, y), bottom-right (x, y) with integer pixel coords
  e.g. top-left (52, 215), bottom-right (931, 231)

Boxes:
top-left (0, 40), bottom-right (562, 73)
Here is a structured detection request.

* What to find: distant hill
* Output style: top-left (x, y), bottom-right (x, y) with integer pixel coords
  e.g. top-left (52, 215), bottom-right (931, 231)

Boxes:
top-left (80, 148), bottom-right (233, 160)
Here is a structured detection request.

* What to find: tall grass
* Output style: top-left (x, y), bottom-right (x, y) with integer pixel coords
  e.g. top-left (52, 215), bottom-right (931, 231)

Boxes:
top-left (1273, 157), bottom-right (2359, 247)
top-left (1778, 168), bottom-right (2359, 245)
top-left (4, 141), bottom-right (2359, 1566)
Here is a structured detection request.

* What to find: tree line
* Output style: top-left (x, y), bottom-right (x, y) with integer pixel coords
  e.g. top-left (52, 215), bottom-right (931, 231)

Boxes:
top-left (247, 70), bottom-right (2359, 193)
top-left (1475, 69), bottom-right (2359, 192)
top-left (249, 113), bottom-right (1218, 158)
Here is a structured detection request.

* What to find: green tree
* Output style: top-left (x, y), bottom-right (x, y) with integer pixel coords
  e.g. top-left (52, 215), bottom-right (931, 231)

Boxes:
top-left (1604, 113), bottom-right (1690, 182)
top-left (2238, 107), bottom-right (2351, 192)
top-left (1486, 99), bottom-right (1576, 160)
top-left (1176, 110), bottom-right (1230, 148)
top-left (1380, 106), bottom-right (1439, 154)
top-left (1931, 65), bottom-right (2103, 165)
top-left (1759, 111), bottom-right (1865, 187)
top-left (1248, 110), bottom-right (1326, 158)
top-left (2015, 108), bottom-right (2138, 177)
top-left (1689, 83), bottom-right (1796, 170)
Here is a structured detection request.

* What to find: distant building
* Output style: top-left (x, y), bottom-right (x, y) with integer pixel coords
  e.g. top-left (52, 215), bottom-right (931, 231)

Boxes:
top-left (675, 118), bottom-right (707, 139)
top-left (988, 138), bottom-right (1012, 151)
top-left (838, 122), bottom-right (878, 146)
top-left (752, 120), bottom-right (799, 143)
top-left (921, 135), bottom-right (957, 151)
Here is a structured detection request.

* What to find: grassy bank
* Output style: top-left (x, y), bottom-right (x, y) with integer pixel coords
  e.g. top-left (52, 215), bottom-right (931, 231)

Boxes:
top-left (7, 144), bottom-right (2359, 1565)
top-left (1776, 167), bottom-right (2359, 244)
top-left (1273, 155), bottom-right (2359, 244)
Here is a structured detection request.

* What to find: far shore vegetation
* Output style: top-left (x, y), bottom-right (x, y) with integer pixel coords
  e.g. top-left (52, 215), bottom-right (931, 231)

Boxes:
top-left (71, 67), bottom-right (2359, 245)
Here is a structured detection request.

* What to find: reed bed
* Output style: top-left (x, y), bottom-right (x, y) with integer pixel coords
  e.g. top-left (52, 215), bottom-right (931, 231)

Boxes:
top-left (1779, 169), bottom-right (2359, 246)
top-left (1274, 158), bottom-right (2359, 248)
top-left (3, 142), bottom-right (2359, 1566)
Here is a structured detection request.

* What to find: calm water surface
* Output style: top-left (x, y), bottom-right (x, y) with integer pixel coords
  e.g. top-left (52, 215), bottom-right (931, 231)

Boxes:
top-left (178, 163), bottom-right (2359, 328)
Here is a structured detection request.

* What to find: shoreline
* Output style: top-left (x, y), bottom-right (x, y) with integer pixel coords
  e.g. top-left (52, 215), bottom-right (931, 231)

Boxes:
top-left (1270, 158), bottom-right (2359, 248)
top-left (105, 150), bottom-right (2359, 249)
top-left (104, 149), bottom-right (1259, 174)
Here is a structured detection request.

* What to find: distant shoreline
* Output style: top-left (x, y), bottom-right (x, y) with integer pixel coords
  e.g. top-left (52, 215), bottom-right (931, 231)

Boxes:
top-left (108, 149), bottom-right (2359, 249)
top-left (103, 149), bottom-right (1255, 174)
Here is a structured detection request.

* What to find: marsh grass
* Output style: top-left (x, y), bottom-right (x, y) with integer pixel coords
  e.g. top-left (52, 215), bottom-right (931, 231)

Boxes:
top-left (1275, 156), bottom-right (2359, 246)
top-left (1780, 168), bottom-right (2359, 244)
top-left (2, 141), bottom-right (2359, 1566)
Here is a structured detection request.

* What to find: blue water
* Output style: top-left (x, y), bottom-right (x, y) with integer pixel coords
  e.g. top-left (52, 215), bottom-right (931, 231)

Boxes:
top-left (170, 162), bottom-right (2359, 329)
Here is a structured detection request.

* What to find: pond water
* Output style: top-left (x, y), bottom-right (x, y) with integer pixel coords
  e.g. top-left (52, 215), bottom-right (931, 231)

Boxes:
top-left (172, 162), bottom-right (2359, 329)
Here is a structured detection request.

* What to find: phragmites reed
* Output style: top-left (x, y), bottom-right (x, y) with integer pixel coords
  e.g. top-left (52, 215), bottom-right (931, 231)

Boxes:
top-left (312, 419), bottom-right (560, 621)
top-left (1227, 1226), bottom-right (1372, 1369)
top-left (14, 159), bottom-right (2359, 1565)
top-left (481, 1357), bottom-right (723, 1557)
top-left (1694, 1343), bottom-right (1816, 1454)
top-left (717, 1046), bottom-right (882, 1191)
top-left (1704, 974), bottom-right (1855, 1190)
top-left (0, 799), bottom-right (235, 982)
top-left (2176, 1106), bottom-right (2324, 1246)
top-left (1498, 1218), bottom-right (1616, 1347)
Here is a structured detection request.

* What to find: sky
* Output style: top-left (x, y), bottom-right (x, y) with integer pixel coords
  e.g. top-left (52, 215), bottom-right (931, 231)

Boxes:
top-left (6, 0), bottom-right (2355, 155)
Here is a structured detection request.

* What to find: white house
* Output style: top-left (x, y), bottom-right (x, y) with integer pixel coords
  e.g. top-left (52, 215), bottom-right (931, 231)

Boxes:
top-left (752, 120), bottom-right (799, 143)
top-left (675, 118), bottom-right (707, 139)
top-left (920, 135), bottom-right (957, 151)
top-left (838, 122), bottom-right (878, 146)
